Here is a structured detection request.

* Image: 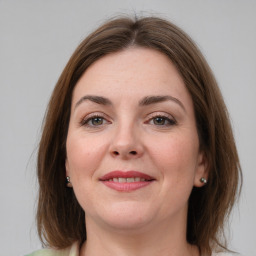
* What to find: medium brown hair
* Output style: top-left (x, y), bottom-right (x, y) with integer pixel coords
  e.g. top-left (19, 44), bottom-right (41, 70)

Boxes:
top-left (37, 16), bottom-right (242, 255)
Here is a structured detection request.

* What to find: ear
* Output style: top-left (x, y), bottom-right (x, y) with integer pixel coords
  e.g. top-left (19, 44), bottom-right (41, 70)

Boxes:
top-left (65, 158), bottom-right (70, 177)
top-left (193, 151), bottom-right (208, 187)
top-left (65, 158), bottom-right (73, 188)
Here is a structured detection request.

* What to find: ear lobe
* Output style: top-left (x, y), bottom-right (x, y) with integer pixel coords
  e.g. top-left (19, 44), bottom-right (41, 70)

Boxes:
top-left (65, 159), bottom-right (69, 177)
top-left (65, 159), bottom-right (73, 188)
top-left (194, 151), bottom-right (209, 188)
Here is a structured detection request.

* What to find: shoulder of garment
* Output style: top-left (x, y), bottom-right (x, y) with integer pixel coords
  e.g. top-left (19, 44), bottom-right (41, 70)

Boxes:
top-left (24, 242), bottom-right (79, 256)
top-left (212, 251), bottom-right (244, 256)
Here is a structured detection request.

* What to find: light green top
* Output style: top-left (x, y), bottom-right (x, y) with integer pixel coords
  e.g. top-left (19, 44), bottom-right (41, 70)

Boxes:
top-left (25, 242), bottom-right (241, 256)
top-left (25, 242), bottom-right (79, 256)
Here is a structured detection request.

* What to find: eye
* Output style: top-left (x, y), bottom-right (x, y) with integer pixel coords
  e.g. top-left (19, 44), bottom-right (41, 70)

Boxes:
top-left (80, 114), bottom-right (110, 128)
top-left (147, 113), bottom-right (176, 127)
top-left (153, 116), bottom-right (169, 125)
top-left (88, 117), bottom-right (105, 126)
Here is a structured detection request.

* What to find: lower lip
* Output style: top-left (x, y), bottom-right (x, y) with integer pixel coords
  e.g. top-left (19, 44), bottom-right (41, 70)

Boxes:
top-left (101, 181), bottom-right (152, 191)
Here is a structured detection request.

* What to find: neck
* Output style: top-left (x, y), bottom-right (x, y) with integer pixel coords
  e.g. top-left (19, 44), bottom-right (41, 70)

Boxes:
top-left (80, 215), bottom-right (199, 256)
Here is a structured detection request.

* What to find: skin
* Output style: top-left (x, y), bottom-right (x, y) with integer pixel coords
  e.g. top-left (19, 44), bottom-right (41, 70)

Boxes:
top-left (66, 47), bottom-right (208, 256)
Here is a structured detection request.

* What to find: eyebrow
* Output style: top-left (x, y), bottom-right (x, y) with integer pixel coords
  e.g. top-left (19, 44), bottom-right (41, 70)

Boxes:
top-left (139, 95), bottom-right (185, 111)
top-left (75, 95), bottom-right (185, 112)
top-left (75, 95), bottom-right (112, 109)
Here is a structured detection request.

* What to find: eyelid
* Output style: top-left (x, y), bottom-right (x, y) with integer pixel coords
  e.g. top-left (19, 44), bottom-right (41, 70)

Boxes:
top-left (146, 111), bottom-right (176, 120)
top-left (145, 112), bottom-right (177, 125)
top-left (79, 112), bottom-right (111, 126)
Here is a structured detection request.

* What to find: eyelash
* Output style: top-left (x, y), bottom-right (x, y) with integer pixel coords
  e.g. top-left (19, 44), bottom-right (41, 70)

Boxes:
top-left (80, 113), bottom-right (177, 128)
top-left (80, 113), bottom-right (110, 128)
top-left (146, 113), bottom-right (177, 127)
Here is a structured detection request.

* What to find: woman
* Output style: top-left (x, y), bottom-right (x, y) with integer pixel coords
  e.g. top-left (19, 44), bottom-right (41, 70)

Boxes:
top-left (27, 16), bottom-right (242, 256)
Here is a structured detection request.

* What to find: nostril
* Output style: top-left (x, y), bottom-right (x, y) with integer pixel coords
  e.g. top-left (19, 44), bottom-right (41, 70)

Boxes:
top-left (113, 151), bottom-right (119, 156)
top-left (111, 150), bottom-right (138, 157)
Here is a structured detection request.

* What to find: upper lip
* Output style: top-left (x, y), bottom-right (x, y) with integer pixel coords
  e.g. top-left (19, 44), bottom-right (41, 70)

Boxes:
top-left (99, 171), bottom-right (155, 181)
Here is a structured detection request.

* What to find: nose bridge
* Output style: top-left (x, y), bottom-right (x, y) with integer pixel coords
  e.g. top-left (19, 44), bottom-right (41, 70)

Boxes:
top-left (115, 121), bottom-right (137, 145)
top-left (110, 116), bottom-right (143, 158)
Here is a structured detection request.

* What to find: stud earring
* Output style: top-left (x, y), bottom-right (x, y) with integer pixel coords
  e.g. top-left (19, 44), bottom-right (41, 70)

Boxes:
top-left (66, 176), bottom-right (72, 187)
top-left (200, 177), bottom-right (207, 184)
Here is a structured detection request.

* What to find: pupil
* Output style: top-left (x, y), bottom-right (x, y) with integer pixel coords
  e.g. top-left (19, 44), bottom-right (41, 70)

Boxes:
top-left (154, 117), bottom-right (165, 125)
top-left (92, 117), bottom-right (103, 125)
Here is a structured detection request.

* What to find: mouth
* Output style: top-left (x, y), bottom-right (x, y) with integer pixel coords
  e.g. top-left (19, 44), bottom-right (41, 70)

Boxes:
top-left (103, 177), bottom-right (150, 182)
top-left (99, 171), bottom-right (155, 191)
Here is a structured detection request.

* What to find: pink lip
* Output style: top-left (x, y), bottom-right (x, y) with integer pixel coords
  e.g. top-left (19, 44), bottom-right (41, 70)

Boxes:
top-left (99, 171), bottom-right (155, 192)
top-left (99, 171), bottom-right (154, 181)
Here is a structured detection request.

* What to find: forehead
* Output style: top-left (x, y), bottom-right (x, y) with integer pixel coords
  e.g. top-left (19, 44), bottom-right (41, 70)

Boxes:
top-left (72, 47), bottom-right (192, 108)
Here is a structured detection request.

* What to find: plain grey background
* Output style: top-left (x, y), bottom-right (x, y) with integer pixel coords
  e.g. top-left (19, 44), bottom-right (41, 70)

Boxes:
top-left (0, 1), bottom-right (255, 255)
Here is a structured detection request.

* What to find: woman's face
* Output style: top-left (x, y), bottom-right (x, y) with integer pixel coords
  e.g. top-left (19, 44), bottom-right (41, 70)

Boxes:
top-left (66, 47), bottom-right (207, 232)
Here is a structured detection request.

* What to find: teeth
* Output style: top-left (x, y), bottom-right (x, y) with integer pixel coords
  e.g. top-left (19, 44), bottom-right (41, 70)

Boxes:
top-left (108, 177), bottom-right (148, 182)
top-left (118, 178), bottom-right (126, 183)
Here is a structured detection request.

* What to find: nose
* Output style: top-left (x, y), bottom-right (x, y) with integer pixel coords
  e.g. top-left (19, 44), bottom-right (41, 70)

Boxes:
top-left (109, 124), bottom-right (144, 159)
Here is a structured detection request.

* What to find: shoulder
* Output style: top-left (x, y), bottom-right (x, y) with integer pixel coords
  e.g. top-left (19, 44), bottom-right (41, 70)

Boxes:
top-left (212, 252), bottom-right (243, 256)
top-left (24, 242), bottom-right (79, 256)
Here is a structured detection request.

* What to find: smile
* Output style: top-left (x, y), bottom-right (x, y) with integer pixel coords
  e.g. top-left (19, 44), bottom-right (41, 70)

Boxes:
top-left (106, 177), bottom-right (148, 182)
top-left (99, 171), bottom-right (155, 191)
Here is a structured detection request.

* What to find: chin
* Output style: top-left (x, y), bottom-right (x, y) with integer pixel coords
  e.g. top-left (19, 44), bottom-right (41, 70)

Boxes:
top-left (90, 201), bottom-right (156, 231)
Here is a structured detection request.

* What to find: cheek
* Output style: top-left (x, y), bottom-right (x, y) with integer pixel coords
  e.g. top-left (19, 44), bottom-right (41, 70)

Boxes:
top-left (145, 134), bottom-right (199, 217)
top-left (66, 133), bottom-right (108, 179)
top-left (149, 133), bottom-right (199, 184)
top-left (65, 134), bottom-right (109, 210)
